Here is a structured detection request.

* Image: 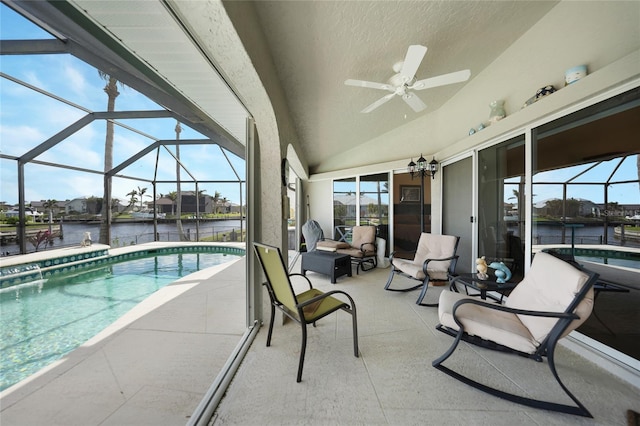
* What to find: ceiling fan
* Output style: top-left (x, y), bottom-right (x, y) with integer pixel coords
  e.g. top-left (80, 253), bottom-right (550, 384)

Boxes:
top-left (345, 45), bottom-right (470, 113)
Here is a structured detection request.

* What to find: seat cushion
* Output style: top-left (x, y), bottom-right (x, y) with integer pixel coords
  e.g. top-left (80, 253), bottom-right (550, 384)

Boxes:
top-left (505, 252), bottom-right (594, 344)
top-left (439, 290), bottom-right (538, 354)
top-left (317, 240), bottom-right (350, 250)
top-left (338, 247), bottom-right (375, 258)
top-left (392, 258), bottom-right (426, 280)
top-left (297, 288), bottom-right (347, 322)
top-left (390, 258), bottom-right (450, 281)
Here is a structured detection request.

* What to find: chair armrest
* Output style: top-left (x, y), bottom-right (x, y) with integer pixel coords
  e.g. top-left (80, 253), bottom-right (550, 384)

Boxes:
top-left (422, 255), bottom-right (459, 275)
top-left (288, 272), bottom-right (314, 290)
top-left (359, 241), bottom-right (376, 252)
top-left (389, 250), bottom-right (416, 263)
top-left (297, 289), bottom-right (356, 310)
top-left (451, 298), bottom-right (580, 321)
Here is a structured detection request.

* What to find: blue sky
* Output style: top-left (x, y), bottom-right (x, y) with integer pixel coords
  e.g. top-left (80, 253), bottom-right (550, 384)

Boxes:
top-left (531, 157), bottom-right (640, 205)
top-left (2, 5), bottom-right (638, 209)
top-left (1, 5), bottom-right (245, 206)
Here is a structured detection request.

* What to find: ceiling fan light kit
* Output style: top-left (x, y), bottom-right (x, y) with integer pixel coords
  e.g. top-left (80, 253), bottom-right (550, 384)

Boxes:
top-left (345, 44), bottom-right (471, 114)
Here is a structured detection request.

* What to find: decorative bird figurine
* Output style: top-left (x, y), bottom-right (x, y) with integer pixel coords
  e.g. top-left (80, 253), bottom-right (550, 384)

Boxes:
top-left (488, 261), bottom-right (512, 283)
top-left (476, 256), bottom-right (488, 279)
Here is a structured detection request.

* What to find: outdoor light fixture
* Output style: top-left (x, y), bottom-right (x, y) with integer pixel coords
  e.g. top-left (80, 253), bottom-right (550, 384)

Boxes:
top-left (408, 154), bottom-right (438, 179)
top-left (407, 154), bottom-right (438, 234)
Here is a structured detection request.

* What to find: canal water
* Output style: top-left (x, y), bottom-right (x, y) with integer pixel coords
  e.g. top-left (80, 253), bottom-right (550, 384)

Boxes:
top-left (1, 220), bottom-right (244, 256)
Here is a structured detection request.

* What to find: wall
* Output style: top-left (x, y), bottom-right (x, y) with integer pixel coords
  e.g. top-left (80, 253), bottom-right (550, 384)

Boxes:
top-left (176, 1), bottom-right (307, 250)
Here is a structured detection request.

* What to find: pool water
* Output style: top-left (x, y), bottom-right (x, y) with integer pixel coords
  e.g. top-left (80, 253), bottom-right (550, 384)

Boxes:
top-left (0, 251), bottom-right (239, 392)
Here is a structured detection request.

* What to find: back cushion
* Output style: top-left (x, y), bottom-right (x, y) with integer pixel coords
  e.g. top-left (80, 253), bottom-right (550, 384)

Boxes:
top-left (505, 251), bottom-right (593, 344)
top-left (414, 233), bottom-right (457, 273)
top-left (351, 226), bottom-right (376, 249)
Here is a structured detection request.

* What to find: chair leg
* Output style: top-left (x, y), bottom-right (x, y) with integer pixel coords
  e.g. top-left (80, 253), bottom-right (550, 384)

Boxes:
top-left (384, 268), bottom-right (424, 292)
top-left (416, 277), bottom-right (439, 307)
top-left (384, 269), bottom-right (396, 290)
top-left (432, 327), bottom-right (593, 417)
top-left (351, 306), bottom-right (359, 358)
top-left (359, 257), bottom-right (377, 273)
top-left (266, 304), bottom-right (276, 347)
top-left (546, 346), bottom-right (592, 417)
top-left (432, 325), bottom-right (464, 367)
top-left (297, 322), bottom-right (308, 382)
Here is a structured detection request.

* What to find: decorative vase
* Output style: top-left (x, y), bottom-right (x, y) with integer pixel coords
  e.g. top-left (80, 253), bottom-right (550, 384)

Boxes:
top-left (488, 100), bottom-right (506, 124)
top-left (565, 65), bottom-right (587, 85)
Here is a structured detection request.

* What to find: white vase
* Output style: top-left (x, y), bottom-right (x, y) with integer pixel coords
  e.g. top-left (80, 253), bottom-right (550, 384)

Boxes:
top-left (488, 100), bottom-right (506, 124)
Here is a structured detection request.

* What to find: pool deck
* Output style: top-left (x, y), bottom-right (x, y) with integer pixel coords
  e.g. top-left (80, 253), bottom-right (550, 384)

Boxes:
top-left (1, 243), bottom-right (640, 425)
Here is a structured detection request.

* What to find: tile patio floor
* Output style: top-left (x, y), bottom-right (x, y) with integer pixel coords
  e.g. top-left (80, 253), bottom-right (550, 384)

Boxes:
top-left (1, 247), bottom-right (639, 425)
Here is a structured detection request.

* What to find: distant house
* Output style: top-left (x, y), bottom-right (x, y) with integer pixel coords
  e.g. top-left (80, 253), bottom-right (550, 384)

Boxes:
top-left (30, 200), bottom-right (65, 219)
top-left (217, 200), bottom-right (242, 214)
top-left (5, 207), bottom-right (43, 221)
top-left (333, 194), bottom-right (381, 219)
top-left (154, 196), bottom-right (175, 214)
top-left (146, 193), bottom-right (242, 215)
top-left (65, 198), bottom-right (88, 214)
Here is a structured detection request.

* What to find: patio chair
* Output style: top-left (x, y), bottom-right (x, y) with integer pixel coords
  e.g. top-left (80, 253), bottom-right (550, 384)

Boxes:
top-left (317, 225), bottom-right (378, 274)
top-left (253, 242), bottom-right (359, 382)
top-left (432, 251), bottom-right (599, 417)
top-left (384, 233), bottom-right (459, 306)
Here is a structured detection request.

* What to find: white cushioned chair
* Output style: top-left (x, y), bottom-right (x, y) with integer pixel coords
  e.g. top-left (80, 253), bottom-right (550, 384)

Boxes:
top-left (384, 233), bottom-right (459, 306)
top-left (433, 251), bottom-right (599, 417)
top-left (317, 225), bottom-right (377, 274)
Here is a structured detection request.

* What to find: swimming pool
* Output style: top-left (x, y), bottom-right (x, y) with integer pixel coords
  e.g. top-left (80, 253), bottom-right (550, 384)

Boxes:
top-left (552, 247), bottom-right (640, 269)
top-left (0, 246), bottom-right (242, 392)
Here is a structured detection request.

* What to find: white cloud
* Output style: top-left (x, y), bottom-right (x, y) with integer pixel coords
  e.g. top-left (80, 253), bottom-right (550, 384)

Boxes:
top-left (63, 62), bottom-right (88, 96)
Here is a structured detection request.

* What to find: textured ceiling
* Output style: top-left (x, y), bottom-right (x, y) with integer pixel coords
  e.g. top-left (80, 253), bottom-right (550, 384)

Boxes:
top-left (251, 1), bottom-right (559, 172)
top-left (11, 0), bottom-right (560, 174)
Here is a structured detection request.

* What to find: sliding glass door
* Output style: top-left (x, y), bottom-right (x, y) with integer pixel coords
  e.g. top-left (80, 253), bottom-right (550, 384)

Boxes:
top-left (477, 135), bottom-right (526, 280)
top-left (332, 173), bottom-right (389, 247)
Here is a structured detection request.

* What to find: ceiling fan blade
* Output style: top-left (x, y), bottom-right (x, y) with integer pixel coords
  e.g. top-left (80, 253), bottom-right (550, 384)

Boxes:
top-left (361, 93), bottom-right (396, 113)
top-left (411, 69), bottom-right (471, 90)
top-left (345, 79), bottom-right (393, 91)
top-left (402, 92), bottom-right (427, 112)
top-left (400, 45), bottom-right (427, 83)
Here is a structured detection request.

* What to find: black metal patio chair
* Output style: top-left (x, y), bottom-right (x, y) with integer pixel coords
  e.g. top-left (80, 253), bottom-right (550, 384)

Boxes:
top-left (433, 251), bottom-right (599, 417)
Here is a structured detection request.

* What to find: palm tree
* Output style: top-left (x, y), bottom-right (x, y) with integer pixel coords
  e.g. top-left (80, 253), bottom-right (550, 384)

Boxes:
top-left (175, 121), bottom-right (187, 241)
top-left (167, 191), bottom-right (178, 216)
top-left (125, 189), bottom-right (138, 211)
top-left (98, 71), bottom-right (122, 244)
top-left (137, 186), bottom-right (148, 211)
top-left (43, 199), bottom-right (57, 233)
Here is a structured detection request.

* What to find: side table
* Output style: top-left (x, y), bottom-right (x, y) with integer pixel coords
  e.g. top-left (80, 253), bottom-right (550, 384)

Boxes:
top-left (301, 250), bottom-right (352, 283)
top-left (448, 273), bottom-right (517, 303)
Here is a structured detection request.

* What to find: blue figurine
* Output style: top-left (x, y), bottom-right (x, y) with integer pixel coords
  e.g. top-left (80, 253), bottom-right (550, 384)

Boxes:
top-left (488, 261), bottom-right (512, 283)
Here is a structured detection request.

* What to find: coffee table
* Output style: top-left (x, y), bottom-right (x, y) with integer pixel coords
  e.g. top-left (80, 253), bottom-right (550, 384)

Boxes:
top-left (448, 273), bottom-right (517, 303)
top-left (301, 250), bottom-right (352, 283)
